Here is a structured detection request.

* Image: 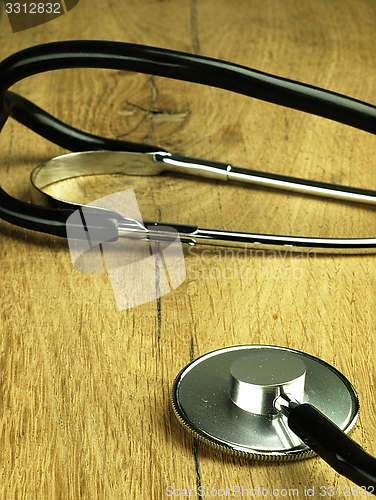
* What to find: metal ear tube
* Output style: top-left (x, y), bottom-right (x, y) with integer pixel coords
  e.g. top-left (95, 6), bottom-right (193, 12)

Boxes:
top-left (171, 345), bottom-right (376, 489)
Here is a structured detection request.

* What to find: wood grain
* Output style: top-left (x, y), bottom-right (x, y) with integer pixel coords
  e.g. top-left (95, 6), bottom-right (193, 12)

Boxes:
top-left (1, 0), bottom-right (376, 498)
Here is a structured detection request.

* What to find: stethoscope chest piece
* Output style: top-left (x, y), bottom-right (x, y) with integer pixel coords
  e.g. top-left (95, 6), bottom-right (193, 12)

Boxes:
top-left (171, 345), bottom-right (359, 461)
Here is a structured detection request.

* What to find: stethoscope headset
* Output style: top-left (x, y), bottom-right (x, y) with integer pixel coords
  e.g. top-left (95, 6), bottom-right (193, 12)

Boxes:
top-left (1, 41), bottom-right (376, 489)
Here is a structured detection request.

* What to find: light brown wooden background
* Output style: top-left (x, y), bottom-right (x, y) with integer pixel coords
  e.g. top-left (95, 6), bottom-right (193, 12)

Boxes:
top-left (1, 0), bottom-right (376, 498)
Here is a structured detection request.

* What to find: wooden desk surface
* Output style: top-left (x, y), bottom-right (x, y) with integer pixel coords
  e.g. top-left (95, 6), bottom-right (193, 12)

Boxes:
top-left (1, 1), bottom-right (376, 498)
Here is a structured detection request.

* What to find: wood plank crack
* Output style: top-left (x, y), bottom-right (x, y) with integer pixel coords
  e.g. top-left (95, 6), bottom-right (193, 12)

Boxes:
top-left (190, 0), bottom-right (200, 55)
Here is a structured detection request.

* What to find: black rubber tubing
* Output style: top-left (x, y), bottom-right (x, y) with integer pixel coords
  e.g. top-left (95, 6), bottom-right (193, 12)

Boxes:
top-left (288, 403), bottom-right (376, 490)
top-left (1, 40), bottom-right (376, 237)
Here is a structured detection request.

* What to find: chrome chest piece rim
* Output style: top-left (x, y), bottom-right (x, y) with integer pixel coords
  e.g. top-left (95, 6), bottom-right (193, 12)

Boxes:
top-left (171, 345), bottom-right (359, 462)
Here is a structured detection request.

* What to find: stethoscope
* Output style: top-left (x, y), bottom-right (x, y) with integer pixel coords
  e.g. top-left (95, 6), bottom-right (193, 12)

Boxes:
top-left (1, 42), bottom-right (376, 488)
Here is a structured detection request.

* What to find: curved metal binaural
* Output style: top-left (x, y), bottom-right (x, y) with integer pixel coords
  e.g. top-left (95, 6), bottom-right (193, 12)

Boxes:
top-left (30, 151), bottom-right (376, 253)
